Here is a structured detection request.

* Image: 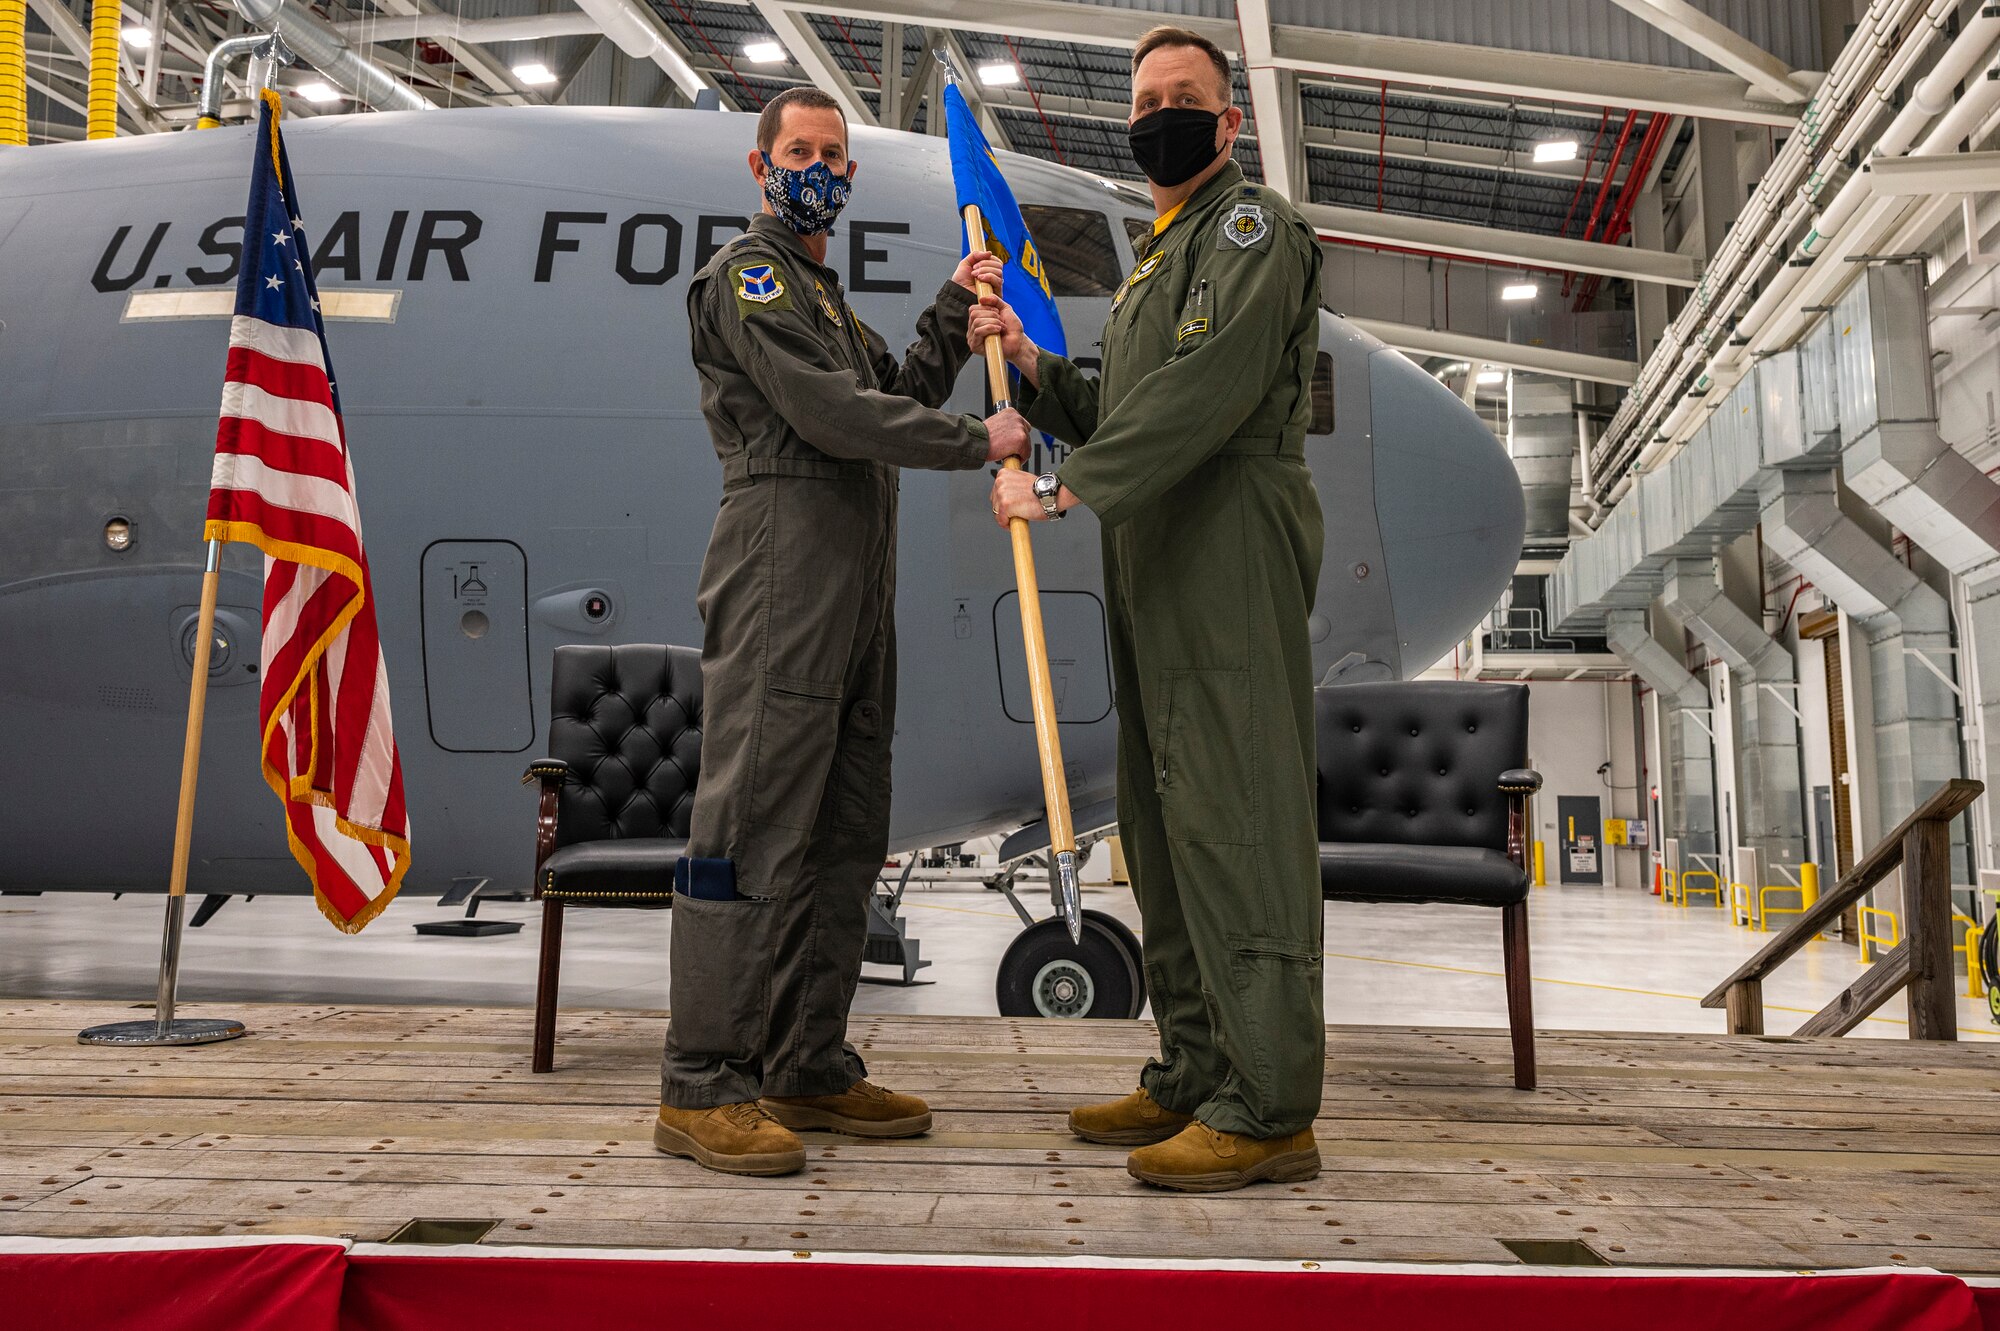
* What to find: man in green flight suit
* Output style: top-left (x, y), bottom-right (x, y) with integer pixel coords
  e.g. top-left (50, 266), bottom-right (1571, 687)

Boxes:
top-left (656, 86), bottom-right (1031, 1177)
top-left (973, 26), bottom-right (1326, 1192)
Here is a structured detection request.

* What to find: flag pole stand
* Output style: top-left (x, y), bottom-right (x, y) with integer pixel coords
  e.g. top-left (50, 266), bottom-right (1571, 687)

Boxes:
top-left (962, 202), bottom-right (1082, 944)
top-left (80, 538), bottom-right (248, 1048)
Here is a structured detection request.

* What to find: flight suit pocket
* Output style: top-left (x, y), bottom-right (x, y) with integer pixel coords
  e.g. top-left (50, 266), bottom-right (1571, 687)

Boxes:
top-left (749, 677), bottom-right (843, 836)
top-left (1227, 934), bottom-right (1323, 1125)
top-left (829, 697), bottom-right (890, 834)
top-left (1171, 279), bottom-right (1213, 359)
top-left (667, 891), bottom-right (778, 1059)
top-left (1154, 668), bottom-right (1258, 844)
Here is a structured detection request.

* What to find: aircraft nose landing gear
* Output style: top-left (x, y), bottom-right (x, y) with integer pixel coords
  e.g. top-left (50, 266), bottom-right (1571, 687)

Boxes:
top-left (996, 911), bottom-right (1145, 1020)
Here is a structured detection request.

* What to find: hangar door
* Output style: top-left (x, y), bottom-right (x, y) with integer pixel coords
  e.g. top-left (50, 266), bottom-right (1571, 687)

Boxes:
top-left (422, 540), bottom-right (534, 751)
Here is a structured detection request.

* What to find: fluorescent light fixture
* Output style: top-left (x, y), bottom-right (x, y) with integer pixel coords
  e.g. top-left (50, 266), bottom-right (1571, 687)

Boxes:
top-left (1500, 282), bottom-right (1538, 302)
top-left (1532, 138), bottom-right (1579, 163)
top-left (295, 81), bottom-right (342, 104)
top-left (743, 40), bottom-right (786, 64)
top-left (121, 25), bottom-right (153, 48)
top-left (512, 61), bottom-right (557, 86)
top-left (1476, 369), bottom-right (1507, 386)
top-left (977, 62), bottom-right (1020, 87)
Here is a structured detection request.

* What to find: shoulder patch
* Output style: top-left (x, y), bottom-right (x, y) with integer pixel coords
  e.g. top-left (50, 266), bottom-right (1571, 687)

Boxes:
top-left (1218, 203), bottom-right (1272, 252)
top-left (732, 263), bottom-right (790, 314)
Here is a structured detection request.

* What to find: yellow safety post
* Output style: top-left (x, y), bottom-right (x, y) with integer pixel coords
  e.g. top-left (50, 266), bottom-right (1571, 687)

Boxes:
top-left (0, 0), bottom-right (27, 146)
top-left (1955, 914), bottom-right (1985, 1000)
top-left (87, 0), bottom-right (118, 139)
top-left (1857, 905), bottom-right (1901, 964)
top-left (1800, 862), bottom-right (1819, 910)
top-left (1532, 841), bottom-right (1545, 887)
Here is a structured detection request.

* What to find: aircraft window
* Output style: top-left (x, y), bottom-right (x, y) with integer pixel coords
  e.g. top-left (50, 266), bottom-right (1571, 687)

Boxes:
top-left (1019, 205), bottom-right (1123, 296)
top-left (1123, 216), bottom-right (1151, 259)
top-left (1309, 352), bottom-right (1335, 435)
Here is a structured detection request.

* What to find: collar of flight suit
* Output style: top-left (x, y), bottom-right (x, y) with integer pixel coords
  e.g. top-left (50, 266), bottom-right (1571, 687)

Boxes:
top-left (747, 211), bottom-right (834, 273)
top-left (1147, 159), bottom-right (1248, 248)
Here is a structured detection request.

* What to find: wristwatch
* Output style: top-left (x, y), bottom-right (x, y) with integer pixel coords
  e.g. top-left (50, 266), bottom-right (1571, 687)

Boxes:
top-left (1033, 472), bottom-right (1065, 521)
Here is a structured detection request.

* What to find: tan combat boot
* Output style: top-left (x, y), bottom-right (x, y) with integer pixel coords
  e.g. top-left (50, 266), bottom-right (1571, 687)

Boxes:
top-left (1067, 1087), bottom-right (1195, 1146)
top-left (762, 1079), bottom-right (932, 1138)
top-left (654, 1102), bottom-right (806, 1176)
top-left (1126, 1122), bottom-right (1320, 1193)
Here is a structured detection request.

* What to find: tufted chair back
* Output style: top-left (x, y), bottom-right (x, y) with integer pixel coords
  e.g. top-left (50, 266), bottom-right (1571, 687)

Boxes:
top-left (546, 643), bottom-right (702, 847)
top-left (1315, 681), bottom-right (1528, 851)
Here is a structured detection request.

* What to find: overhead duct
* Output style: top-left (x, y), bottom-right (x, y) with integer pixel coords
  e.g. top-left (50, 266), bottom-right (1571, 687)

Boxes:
top-left (1660, 557), bottom-right (1807, 870)
top-left (230, 0), bottom-right (432, 113)
top-left (1834, 264), bottom-right (2000, 575)
top-left (564, 0), bottom-right (708, 99)
top-left (1760, 467), bottom-right (1960, 839)
top-left (1508, 375), bottom-right (1576, 545)
top-left (1606, 609), bottom-right (1717, 866)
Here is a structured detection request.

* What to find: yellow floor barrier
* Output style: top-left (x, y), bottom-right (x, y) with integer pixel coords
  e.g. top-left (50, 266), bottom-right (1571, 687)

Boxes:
top-left (1678, 870), bottom-right (1722, 908)
top-left (1857, 905), bottom-right (1901, 964)
top-left (1729, 879), bottom-right (1758, 928)
top-left (1955, 914), bottom-right (1987, 1000)
top-left (1758, 883), bottom-right (1808, 932)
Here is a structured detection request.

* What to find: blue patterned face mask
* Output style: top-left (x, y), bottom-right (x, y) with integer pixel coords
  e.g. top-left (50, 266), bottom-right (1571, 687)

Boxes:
top-left (761, 153), bottom-right (853, 235)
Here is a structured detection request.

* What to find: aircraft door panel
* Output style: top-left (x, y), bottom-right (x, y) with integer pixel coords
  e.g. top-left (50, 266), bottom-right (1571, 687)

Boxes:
top-left (421, 540), bottom-right (533, 752)
top-left (992, 590), bottom-right (1112, 726)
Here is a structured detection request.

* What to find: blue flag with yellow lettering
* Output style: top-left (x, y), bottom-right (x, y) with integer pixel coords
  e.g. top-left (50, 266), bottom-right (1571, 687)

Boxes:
top-left (942, 81), bottom-right (1066, 361)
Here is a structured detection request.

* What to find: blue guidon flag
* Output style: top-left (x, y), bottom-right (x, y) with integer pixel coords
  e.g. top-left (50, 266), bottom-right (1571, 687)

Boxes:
top-left (737, 263), bottom-right (784, 304)
top-left (941, 77), bottom-right (1066, 364)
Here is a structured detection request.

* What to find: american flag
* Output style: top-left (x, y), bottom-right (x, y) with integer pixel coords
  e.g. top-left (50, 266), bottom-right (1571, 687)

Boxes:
top-left (204, 91), bottom-right (411, 933)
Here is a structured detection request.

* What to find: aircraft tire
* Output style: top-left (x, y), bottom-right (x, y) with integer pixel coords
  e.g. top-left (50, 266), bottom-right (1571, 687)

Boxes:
top-left (995, 913), bottom-right (1144, 1020)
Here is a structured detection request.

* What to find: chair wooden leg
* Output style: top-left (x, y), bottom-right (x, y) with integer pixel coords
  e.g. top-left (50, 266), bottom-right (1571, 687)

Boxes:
top-left (1501, 899), bottom-right (1536, 1091)
top-left (531, 899), bottom-right (564, 1074)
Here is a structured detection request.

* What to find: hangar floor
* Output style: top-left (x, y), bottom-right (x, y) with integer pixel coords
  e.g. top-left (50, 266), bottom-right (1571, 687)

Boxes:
top-left (0, 881), bottom-right (1993, 1039)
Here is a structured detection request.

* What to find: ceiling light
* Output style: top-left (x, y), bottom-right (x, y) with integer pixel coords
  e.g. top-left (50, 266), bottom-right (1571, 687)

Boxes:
top-left (1476, 369), bottom-right (1506, 386)
top-left (743, 40), bottom-right (786, 64)
top-left (977, 62), bottom-right (1020, 87)
top-left (295, 81), bottom-right (342, 104)
top-left (1501, 282), bottom-right (1538, 302)
top-left (121, 25), bottom-right (152, 48)
top-left (1532, 138), bottom-right (1579, 163)
top-left (512, 61), bottom-right (557, 86)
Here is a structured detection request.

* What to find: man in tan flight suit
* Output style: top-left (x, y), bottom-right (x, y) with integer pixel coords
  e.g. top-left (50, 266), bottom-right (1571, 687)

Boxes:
top-left (973, 28), bottom-right (1326, 1192)
top-left (656, 87), bottom-right (1031, 1177)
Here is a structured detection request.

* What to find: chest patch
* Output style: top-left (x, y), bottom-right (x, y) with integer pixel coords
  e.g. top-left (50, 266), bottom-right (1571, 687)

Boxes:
top-left (1176, 317), bottom-right (1209, 342)
top-left (814, 280), bottom-right (843, 325)
top-left (1112, 250), bottom-right (1166, 311)
top-left (1219, 203), bottom-right (1271, 251)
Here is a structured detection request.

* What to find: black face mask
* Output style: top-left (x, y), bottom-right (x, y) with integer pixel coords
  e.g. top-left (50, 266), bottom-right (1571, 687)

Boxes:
top-left (1127, 107), bottom-right (1223, 187)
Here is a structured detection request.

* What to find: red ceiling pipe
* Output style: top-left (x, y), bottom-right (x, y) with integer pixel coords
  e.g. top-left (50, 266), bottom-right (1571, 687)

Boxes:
top-left (1558, 108), bottom-right (1611, 237)
top-left (1579, 109), bottom-right (1638, 244)
top-left (1563, 107), bottom-right (1636, 296)
top-left (1573, 113), bottom-right (1669, 310)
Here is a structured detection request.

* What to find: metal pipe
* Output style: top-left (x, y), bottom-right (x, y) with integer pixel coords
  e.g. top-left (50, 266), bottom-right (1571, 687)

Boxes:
top-left (332, 11), bottom-right (602, 44)
top-left (231, 0), bottom-right (431, 114)
top-left (1598, 0), bottom-right (1978, 489)
top-left (196, 33), bottom-right (266, 128)
top-left (0, 0), bottom-right (26, 145)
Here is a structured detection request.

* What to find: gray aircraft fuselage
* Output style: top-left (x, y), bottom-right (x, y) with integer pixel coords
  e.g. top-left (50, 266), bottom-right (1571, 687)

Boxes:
top-left (0, 107), bottom-right (1524, 899)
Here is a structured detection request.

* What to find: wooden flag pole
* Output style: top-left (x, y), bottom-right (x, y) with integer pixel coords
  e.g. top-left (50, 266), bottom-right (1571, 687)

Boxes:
top-left (79, 537), bottom-right (247, 1047)
top-left (963, 203), bottom-right (1082, 942)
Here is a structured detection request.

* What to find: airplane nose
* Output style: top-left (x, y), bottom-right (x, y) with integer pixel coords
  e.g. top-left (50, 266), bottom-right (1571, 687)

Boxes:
top-left (1366, 337), bottom-right (1525, 673)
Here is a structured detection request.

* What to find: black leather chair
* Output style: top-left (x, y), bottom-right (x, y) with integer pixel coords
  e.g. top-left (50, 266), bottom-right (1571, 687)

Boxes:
top-left (1316, 680), bottom-right (1542, 1090)
top-left (523, 643), bottom-right (701, 1072)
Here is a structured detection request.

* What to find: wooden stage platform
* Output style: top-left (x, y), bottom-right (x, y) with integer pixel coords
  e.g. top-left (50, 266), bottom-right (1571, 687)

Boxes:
top-left (3, 1000), bottom-right (1998, 1273)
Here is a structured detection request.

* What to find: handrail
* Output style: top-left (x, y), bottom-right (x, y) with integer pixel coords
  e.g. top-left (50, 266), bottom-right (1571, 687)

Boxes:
top-left (1700, 777), bottom-right (1981, 1038)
